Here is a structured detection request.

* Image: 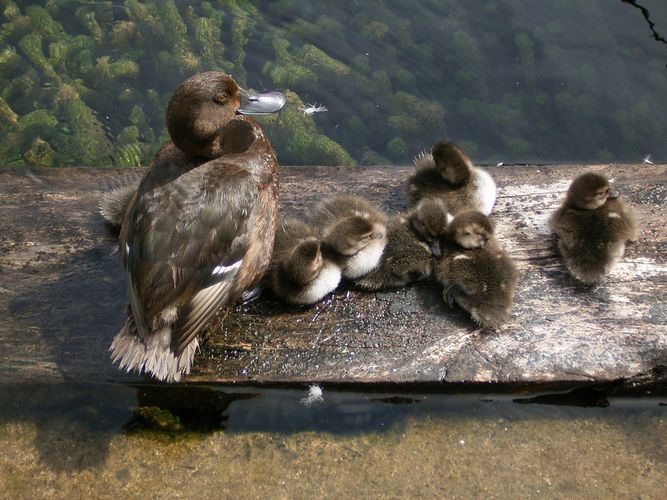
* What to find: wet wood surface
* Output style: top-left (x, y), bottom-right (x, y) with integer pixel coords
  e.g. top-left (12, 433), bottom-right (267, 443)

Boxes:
top-left (1, 164), bottom-right (665, 386)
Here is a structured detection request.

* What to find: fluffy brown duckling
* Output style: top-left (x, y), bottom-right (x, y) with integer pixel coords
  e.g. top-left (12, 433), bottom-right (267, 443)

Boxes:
top-left (550, 172), bottom-right (638, 284)
top-left (436, 211), bottom-right (518, 329)
top-left (269, 218), bottom-right (341, 304)
top-left (355, 198), bottom-right (451, 290)
top-left (310, 196), bottom-right (388, 279)
top-left (110, 72), bottom-right (285, 382)
top-left (406, 141), bottom-right (497, 215)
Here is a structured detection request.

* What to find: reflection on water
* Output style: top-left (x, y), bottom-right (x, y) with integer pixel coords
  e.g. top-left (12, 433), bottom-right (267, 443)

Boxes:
top-left (0, 1), bottom-right (666, 168)
top-left (0, 383), bottom-right (664, 496)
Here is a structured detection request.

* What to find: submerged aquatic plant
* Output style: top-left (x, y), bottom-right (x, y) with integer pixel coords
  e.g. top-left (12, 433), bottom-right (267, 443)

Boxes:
top-left (0, 0), bottom-right (665, 167)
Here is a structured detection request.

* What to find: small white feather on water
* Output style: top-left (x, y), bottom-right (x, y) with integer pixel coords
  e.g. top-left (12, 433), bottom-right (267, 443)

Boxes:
top-left (300, 384), bottom-right (324, 406)
top-left (301, 103), bottom-right (328, 116)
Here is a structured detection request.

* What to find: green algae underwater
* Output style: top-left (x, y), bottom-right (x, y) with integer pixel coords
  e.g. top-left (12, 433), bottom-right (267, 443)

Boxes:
top-left (1, 0), bottom-right (666, 169)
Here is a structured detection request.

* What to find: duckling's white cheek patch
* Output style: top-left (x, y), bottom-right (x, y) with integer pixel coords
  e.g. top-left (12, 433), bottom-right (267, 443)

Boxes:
top-left (472, 169), bottom-right (497, 215)
top-left (297, 262), bottom-right (341, 304)
top-left (608, 212), bottom-right (621, 219)
top-left (453, 254), bottom-right (471, 260)
top-left (343, 239), bottom-right (386, 279)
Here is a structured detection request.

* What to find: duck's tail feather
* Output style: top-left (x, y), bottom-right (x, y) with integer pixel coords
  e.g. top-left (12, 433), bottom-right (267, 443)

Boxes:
top-left (412, 148), bottom-right (433, 170)
top-left (99, 185), bottom-right (136, 229)
top-left (110, 318), bottom-right (198, 382)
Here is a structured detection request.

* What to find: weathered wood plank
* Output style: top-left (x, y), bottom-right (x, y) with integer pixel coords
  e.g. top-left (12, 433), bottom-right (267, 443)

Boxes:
top-left (0, 164), bottom-right (665, 385)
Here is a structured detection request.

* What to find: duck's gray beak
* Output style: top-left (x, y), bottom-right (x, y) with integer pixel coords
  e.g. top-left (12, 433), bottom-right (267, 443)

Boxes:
top-left (238, 90), bottom-right (286, 115)
top-left (608, 189), bottom-right (620, 200)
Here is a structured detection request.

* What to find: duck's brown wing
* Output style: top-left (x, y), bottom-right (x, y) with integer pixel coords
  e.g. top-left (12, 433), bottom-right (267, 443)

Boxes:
top-left (123, 163), bottom-right (258, 355)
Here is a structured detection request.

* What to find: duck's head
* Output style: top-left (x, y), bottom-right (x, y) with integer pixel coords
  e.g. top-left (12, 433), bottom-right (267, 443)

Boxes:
top-left (325, 216), bottom-right (387, 257)
top-left (166, 71), bottom-right (286, 158)
top-left (281, 239), bottom-right (324, 285)
top-left (448, 210), bottom-right (494, 249)
top-left (408, 198), bottom-right (452, 257)
top-left (566, 172), bottom-right (618, 210)
top-left (432, 141), bottom-right (473, 185)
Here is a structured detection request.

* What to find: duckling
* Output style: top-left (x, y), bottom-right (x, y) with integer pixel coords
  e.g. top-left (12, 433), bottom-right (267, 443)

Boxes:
top-left (550, 172), bottom-right (638, 284)
top-left (406, 141), bottom-right (496, 215)
top-left (436, 211), bottom-right (518, 329)
top-left (99, 184), bottom-right (136, 231)
top-left (110, 72), bottom-right (285, 382)
top-left (355, 198), bottom-right (451, 290)
top-left (310, 196), bottom-right (388, 279)
top-left (269, 218), bottom-right (341, 304)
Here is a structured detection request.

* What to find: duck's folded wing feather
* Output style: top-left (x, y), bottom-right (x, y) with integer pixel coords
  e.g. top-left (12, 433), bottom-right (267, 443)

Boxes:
top-left (124, 164), bottom-right (258, 354)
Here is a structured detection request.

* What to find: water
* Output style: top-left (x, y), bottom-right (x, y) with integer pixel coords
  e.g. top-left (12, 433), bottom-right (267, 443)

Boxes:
top-left (1, 1), bottom-right (666, 167)
top-left (0, 383), bottom-right (665, 496)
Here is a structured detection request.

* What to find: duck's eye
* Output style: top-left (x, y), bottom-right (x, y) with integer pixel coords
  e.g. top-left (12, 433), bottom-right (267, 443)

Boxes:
top-left (213, 93), bottom-right (230, 104)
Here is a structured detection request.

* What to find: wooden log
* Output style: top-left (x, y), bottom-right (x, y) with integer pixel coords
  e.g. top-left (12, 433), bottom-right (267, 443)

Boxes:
top-left (0, 164), bottom-right (665, 386)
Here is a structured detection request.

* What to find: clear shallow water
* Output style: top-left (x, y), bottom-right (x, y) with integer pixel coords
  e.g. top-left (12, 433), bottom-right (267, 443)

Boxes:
top-left (0, 383), bottom-right (665, 496)
top-left (1, 1), bottom-right (666, 167)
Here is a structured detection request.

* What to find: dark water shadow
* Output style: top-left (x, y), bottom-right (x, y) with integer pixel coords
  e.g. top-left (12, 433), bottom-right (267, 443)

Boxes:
top-left (1, 380), bottom-right (665, 472)
top-left (0, 383), bottom-right (129, 472)
top-left (3, 207), bottom-right (134, 470)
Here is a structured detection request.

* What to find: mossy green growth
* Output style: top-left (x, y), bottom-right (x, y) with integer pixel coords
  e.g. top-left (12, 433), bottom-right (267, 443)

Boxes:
top-left (386, 137), bottom-right (409, 162)
top-left (0, 46), bottom-right (22, 77)
top-left (0, 95), bottom-right (19, 130)
top-left (3, 2), bottom-right (20, 21)
top-left (18, 108), bottom-right (57, 130)
top-left (1, 0), bottom-right (665, 166)
top-left (115, 126), bottom-right (148, 167)
top-left (55, 83), bottom-right (114, 167)
top-left (25, 4), bottom-right (66, 41)
top-left (131, 406), bottom-right (183, 432)
top-left (77, 8), bottom-right (104, 43)
top-left (18, 32), bottom-right (60, 81)
top-left (23, 137), bottom-right (54, 166)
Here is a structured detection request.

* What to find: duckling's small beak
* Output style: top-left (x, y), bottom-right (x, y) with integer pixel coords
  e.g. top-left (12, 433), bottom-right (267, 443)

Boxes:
top-left (238, 90), bottom-right (286, 115)
top-left (608, 189), bottom-right (620, 200)
top-left (430, 241), bottom-right (442, 258)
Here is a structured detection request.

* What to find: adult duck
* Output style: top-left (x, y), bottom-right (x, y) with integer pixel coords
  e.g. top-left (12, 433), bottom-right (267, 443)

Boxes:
top-left (110, 72), bottom-right (285, 382)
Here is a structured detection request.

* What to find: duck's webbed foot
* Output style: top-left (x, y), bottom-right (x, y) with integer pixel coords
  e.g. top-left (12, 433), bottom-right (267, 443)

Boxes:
top-left (443, 282), bottom-right (458, 308)
top-left (240, 286), bottom-right (264, 303)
